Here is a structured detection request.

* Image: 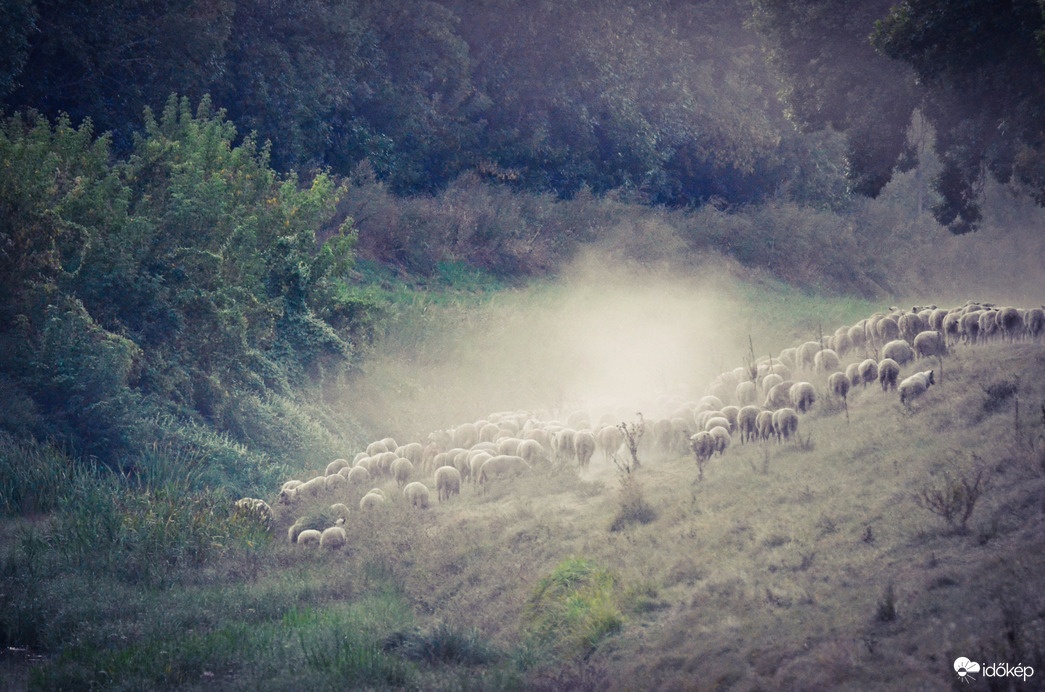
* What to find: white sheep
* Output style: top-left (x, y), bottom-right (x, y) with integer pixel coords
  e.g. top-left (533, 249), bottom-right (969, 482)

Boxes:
top-left (875, 316), bottom-right (900, 345)
top-left (704, 416), bottom-right (731, 433)
top-left (395, 442), bottom-right (424, 466)
top-left (477, 455), bottom-right (530, 489)
top-left (996, 307), bottom-right (1023, 342)
top-left (344, 465), bottom-right (371, 486)
top-left (497, 437), bottom-right (522, 456)
top-left (764, 381), bottom-right (794, 410)
top-left (320, 526), bottom-right (347, 550)
top-left (467, 450), bottom-right (492, 485)
top-left (403, 481), bottom-right (431, 509)
top-left (755, 410), bottom-right (775, 442)
top-left (737, 405), bottom-right (760, 444)
top-left (813, 349), bottom-right (840, 373)
top-left (325, 458), bottom-right (349, 476)
top-left (796, 341), bottom-right (821, 370)
top-left (771, 408), bottom-right (799, 443)
top-left (735, 380), bottom-right (758, 406)
top-left (878, 358), bottom-right (901, 391)
top-left (720, 406), bottom-right (740, 432)
top-left (391, 457), bottom-right (414, 488)
top-left (913, 330), bottom-right (947, 359)
top-left (845, 362), bottom-right (862, 388)
top-left (297, 529), bottom-right (322, 547)
top-left (435, 465), bottom-right (461, 502)
top-left (330, 503), bottom-right (351, 523)
top-left (690, 431), bottom-right (714, 468)
top-left (708, 426), bottom-right (731, 456)
top-left (452, 422), bottom-right (479, 449)
top-left (365, 440), bottom-right (388, 456)
top-left (1027, 308), bottom-right (1044, 340)
top-left (828, 372), bottom-right (850, 401)
top-left (288, 521), bottom-right (306, 543)
top-left (882, 339), bottom-right (914, 365)
top-left (760, 373), bottom-right (783, 395)
top-left (517, 438), bottom-right (547, 466)
top-left (595, 425), bottom-right (623, 462)
top-left (359, 491), bottom-right (385, 511)
top-left (324, 473), bottom-right (347, 493)
top-left (899, 369), bottom-right (935, 408)
top-left (858, 359), bottom-right (879, 388)
top-left (789, 382), bottom-right (816, 413)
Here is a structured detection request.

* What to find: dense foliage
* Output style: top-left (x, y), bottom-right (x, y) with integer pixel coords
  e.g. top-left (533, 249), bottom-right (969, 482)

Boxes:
top-left (0, 97), bottom-right (374, 488)
top-left (754, 0), bottom-right (1045, 233)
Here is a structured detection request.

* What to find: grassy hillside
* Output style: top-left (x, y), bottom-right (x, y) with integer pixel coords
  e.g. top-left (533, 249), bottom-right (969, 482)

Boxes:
top-left (3, 294), bottom-right (1044, 689)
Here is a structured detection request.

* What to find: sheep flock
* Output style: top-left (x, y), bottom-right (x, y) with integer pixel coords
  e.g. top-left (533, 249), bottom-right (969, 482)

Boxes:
top-left (260, 300), bottom-right (1045, 547)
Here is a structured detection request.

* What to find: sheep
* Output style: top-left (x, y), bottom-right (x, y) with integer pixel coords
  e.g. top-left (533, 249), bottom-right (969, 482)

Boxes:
top-left (403, 482), bottom-right (431, 509)
top-left (770, 363), bottom-right (791, 380)
top-left (1027, 308), bottom-right (1044, 340)
top-left (704, 416), bottom-right (731, 433)
top-left (997, 307), bottom-right (1023, 342)
top-left (479, 422), bottom-right (502, 443)
top-left (288, 521), bottom-right (306, 543)
top-left (324, 473), bottom-right (347, 493)
top-left (574, 431), bottom-right (597, 469)
top-left (760, 373), bottom-right (784, 395)
top-left (943, 310), bottom-right (963, 345)
top-left (395, 442), bottom-right (424, 466)
top-left (828, 372), bottom-right (850, 401)
top-left (366, 440), bottom-right (389, 456)
top-left (897, 312), bottom-right (924, 344)
top-left (452, 422), bottom-right (479, 449)
top-left (297, 529), bottom-right (322, 547)
top-left (467, 451), bottom-right (492, 485)
top-left (552, 428), bottom-right (578, 463)
top-left (320, 526), bottom-right (347, 550)
top-left (858, 359), bottom-right (879, 388)
top-left (878, 358), bottom-right (901, 391)
top-left (913, 330), bottom-right (947, 359)
top-left (478, 455), bottom-right (531, 489)
top-left (391, 458), bottom-right (414, 488)
top-left (697, 395), bottom-right (724, 412)
top-left (735, 380), bottom-right (758, 406)
top-left (778, 347), bottom-right (798, 369)
top-left (595, 425), bottom-right (623, 462)
top-left (979, 310), bottom-right (999, 342)
top-left (435, 465), bottom-right (462, 502)
top-left (708, 426), bottom-right (731, 456)
top-left (690, 431), bottom-right (714, 469)
top-left (344, 465), bottom-right (371, 486)
top-left (875, 316), bottom-right (900, 345)
top-left (517, 438), bottom-right (547, 466)
top-left (234, 497), bottom-right (273, 529)
top-left (789, 382), bottom-right (816, 413)
top-left (845, 362), bottom-right (862, 388)
top-left (497, 437), bottom-right (523, 456)
top-left (330, 503), bottom-right (351, 523)
top-left (756, 410), bottom-right (775, 442)
top-left (764, 381), bottom-right (794, 410)
top-left (796, 341), bottom-right (821, 370)
top-left (359, 491), bottom-right (385, 511)
top-left (737, 405), bottom-right (760, 444)
top-left (882, 339), bottom-right (914, 365)
top-left (899, 369), bottom-right (935, 408)
top-left (961, 311), bottom-right (983, 344)
top-left (325, 458), bottom-right (349, 476)
top-left (847, 324), bottom-right (867, 350)
top-left (720, 406), bottom-right (740, 432)
top-left (813, 349), bottom-right (840, 374)
top-left (771, 408), bottom-right (799, 443)
top-left (831, 332), bottom-right (853, 356)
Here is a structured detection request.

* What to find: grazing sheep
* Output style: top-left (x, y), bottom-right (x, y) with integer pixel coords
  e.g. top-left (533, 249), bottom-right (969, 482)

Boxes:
top-left (452, 423), bottom-right (479, 449)
top-left (690, 431), bottom-right (714, 468)
top-left (330, 503), bottom-right (351, 523)
top-left (359, 491), bottom-right (385, 511)
top-left (764, 381), bottom-right (795, 410)
top-left (878, 358), bottom-right (901, 391)
top-left (961, 311), bottom-right (983, 344)
top-left (320, 526), bottom-right (347, 550)
top-left (943, 310), bottom-right (963, 345)
top-left (595, 425), bottom-right (623, 461)
top-left (395, 443), bottom-right (424, 466)
top-left (897, 312), bottom-right (924, 344)
top-left (875, 316), bottom-right (900, 345)
top-left (979, 310), bottom-right (999, 342)
top-left (771, 408), bottom-right (799, 443)
top-left (697, 395), bottom-right (725, 412)
top-left (366, 440), bottom-right (389, 456)
top-left (858, 359), bottom-right (879, 388)
top-left (831, 332), bottom-right (853, 356)
top-left (778, 347), bottom-right (798, 370)
top-left (704, 416), bottom-right (731, 433)
top-left (882, 339), bottom-right (914, 365)
top-left (828, 372), bottom-right (850, 400)
top-left (517, 438), bottom-right (547, 466)
top-left (435, 465), bottom-right (462, 502)
top-left (760, 373), bottom-right (784, 395)
top-left (899, 370), bottom-right (935, 408)
top-left (497, 437), bottom-right (523, 456)
top-left (796, 341), bottom-right (821, 370)
top-left (324, 473), bottom-right (347, 493)
top-left (288, 521), bottom-right (306, 543)
top-left (574, 431), bottom-right (597, 469)
top-left (737, 406), bottom-right (760, 444)
top-left (913, 330), bottom-right (947, 359)
top-left (479, 422), bottom-right (502, 443)
top-left (552, 428), bottom-right (578, 463)
top-left (735, 380), bottom-right (758, 406)
top-left (720, 406), bottom-right (740, 432)
top-left (478, 455), bottom-right (531, 488)
top-left (789, 382), bottom-right (816, 413)
top-left (298, 476), bottom-right (326, 499)
top-left (708, 426), bottom-right (731, 456)
top-left (845, 362), bottom-right (862, 388)
top-left (997, 307), bottom-right (1023, 342)
top-left (326, 458), bottom-right (349, 476)
top-left (756, 410), bottom-right (775, 442)
top-left (847, 324), bottom-right (867, 350)
top-left (345, 465), bottom-right (371, 486)
top-left (297, 529), bottom-right (322, 547)
top-left (467, 451), bottom-right (492, 485)
top-left (1027, 308), bottom-right (1044, 340)
top-left (403, 482), bottom-right (431, 509)
top-left (813, 349), bottom-right (840, 374)
top-left (770, 363), bottom-right (791, 380)
top-left (391, 458), bottom-right (414, 488)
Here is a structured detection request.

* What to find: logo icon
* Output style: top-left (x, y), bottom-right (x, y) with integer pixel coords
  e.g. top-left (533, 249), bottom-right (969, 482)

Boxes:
top-left (954, 657), bottom-right (981, 683)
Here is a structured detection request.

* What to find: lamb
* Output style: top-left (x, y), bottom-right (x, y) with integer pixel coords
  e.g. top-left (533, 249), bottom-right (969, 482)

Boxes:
top-left (899, 369), bottom-right (935, 408)
top-left (913, 330), bottom-right (947, 359)
top-left (771, 408), bottom-right (799, 443)
top-left (813, 349), bottom-right (840, 373)
top-left (296, 529), bottom-right (322, 547)
top-left (882, 339), bottom-right (914, 365)
top-left (943, 310), bottom-right (963, 345)
top-left (435, 465), bottom-right (462, 502)
top-left (574, 431), bottom-right (597, 469)
top-left (391, 457), bottom-right (414, 488)
top-left (320, 526), bottom-right (347, 550)
top-left (789, 382), bottom-right (816, 413)
top-left (478, 455), bottom-right (531, 488)
top-left (858, 359), bottom-right (879, 388)
top-left (403, 481), bottom-right (431, 509)
top-left (288, 520), bottom-right (306, 543)
top-left (878, 358), bottom-right (900, 391)
top-left (737, 405), bottom-right (760, 444)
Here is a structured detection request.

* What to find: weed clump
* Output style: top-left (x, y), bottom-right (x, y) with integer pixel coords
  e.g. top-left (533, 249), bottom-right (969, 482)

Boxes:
top-left (383, 622), bottom-right (498, 665)
top-left (913, 462), bottom-right (990, 533)
top-left (608, 475), bottom-right (657, 532)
